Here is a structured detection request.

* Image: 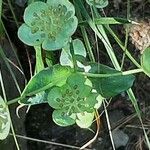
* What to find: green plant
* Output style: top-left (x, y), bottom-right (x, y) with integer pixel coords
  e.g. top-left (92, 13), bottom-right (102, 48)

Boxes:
top-left (18, 0), bottom-right (78, 50)
top-left (1, 0), bottom-right (150, 149)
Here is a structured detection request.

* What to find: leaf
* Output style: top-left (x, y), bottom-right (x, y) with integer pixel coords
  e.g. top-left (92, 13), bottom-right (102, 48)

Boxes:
top-left (86, 0), bottom-right (108, 8)
top-left (18, 23), bottom-right (45, 46)
top-left (94, 17), bottom-right (131, 25)
top-left (0, 96), bottom-right (11, 140)
top-left (89, 63), bottom-right (135, 98)
top-left (60, 39), bottom-right (86, 67)
top-left (26, 91), bottom-right (47, 105)
top-left (20, 65), bottom-right (72, 104)
top-left (141, 47), bottom-right (150, 77)
top-left (76, 112), bottom-right (94, 128)
top-left (18, 0), bottom-right (78, 50)
top-left (52, 109), bottom-right (76, 126)
top-left (47, 87), bottom-right (62, 109)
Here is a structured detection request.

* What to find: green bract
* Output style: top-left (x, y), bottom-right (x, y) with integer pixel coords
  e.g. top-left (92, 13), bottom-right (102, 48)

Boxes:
top-left (86, 0), bottom-right (108, 8)
top-left (48, 74), bottom-right (99, 127)
top-left (18, 0), bottom-right (78, 50)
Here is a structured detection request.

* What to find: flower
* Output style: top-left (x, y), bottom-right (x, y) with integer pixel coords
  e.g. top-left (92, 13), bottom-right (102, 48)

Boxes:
top-left (18, 0), bottom-right (78, 51)
top-left (47, 73), bottom-right (99, 126)
top-left (129, 20), bottom-right (150, 53)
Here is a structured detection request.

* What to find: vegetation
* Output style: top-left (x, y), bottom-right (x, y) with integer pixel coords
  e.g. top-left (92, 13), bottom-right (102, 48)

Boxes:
top-left (0, 0), bottom-right (150, 149)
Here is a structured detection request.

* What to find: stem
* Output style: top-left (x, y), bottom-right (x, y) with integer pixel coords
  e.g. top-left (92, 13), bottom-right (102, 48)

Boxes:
top-left (7, 97), bottom-right (21, 105)
top-left (0, 70), bottom-right (20, 150)
top-left (70, 41), bottom-right (77, 71)
top-left (74, 1), bottom-right (95, 62)
top-left (78, 68), bottom-right (143, 78)
top-left (34, 45), bottom-right (44, 73)
top-left (7, 0), bottom-right (19, 28)
top-left (10, 122), bottom-right (20, 150)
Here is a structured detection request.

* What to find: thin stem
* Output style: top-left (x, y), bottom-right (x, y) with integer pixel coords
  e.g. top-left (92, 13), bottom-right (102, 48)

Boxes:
top-left (103, 100), bottom-right (115, 150)
top-left (0, 70), bottom-right (20, 150)
top-left (34, 45), bottom-right (44, 73)
top-left (75, 2), bottom-right (95, 62)
top-left (121, 0), bottom-right (130, 69)
top-left (0, 46), bottom-right (21, 94)
top-left (70, 41), bottom-right (78, 71)
top-left (105, 25), bottom-right (141, 69)
top-left (9, 133), bottom-right (90, 150)
top-left (10, 123), bottom-right (20, 150)
top-left (7, 97), bottom-right (21, 105)
top-left (7, 0), bottom-right (19, 28)
top-left (78, 68), bottom-right (143, 78)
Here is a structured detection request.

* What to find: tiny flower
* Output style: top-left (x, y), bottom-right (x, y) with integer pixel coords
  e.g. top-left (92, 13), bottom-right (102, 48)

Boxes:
top-left (129, 20), bottom-right (150, 53)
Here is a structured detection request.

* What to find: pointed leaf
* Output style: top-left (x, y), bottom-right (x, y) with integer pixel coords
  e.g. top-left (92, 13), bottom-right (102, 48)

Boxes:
top-left (20, 65), bottom-right (72, 104)
top-left (89, 63), bottom-right (135, 98)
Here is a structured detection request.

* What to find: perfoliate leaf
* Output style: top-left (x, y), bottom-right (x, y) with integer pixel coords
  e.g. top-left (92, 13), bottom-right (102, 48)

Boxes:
top-left (18, 0), bottom-right (78, 50)
top-left (0, 96), bottom-right (11, 140)
top-left (20, 65), bottom-right (72, 104)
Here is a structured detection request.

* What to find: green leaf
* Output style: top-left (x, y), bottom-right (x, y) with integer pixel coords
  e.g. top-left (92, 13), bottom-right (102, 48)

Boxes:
top-left (89, 63), bottom-right (135, 98)
top-left (0, 96), bottom-right (11, 140)
top-left (86, 0), bottom-right (108, 8)
top-left (47, 87), bottom-right (62, 109)
top-left (52, 109), bottom-right (76, 126)
top-left (20, 65), bottom-right (72, 104)
top-left (76, 112), bottom-right (94, 128)
top-left (26, 91), bottom-right (47, 105)
top-left (18, 0), bottom-right (78, 50)
top-left (18, 23), bottom-right (45, 46)
top-left (60, 39), bottom-right (86, 67)
top-left (94, 17), bottom-right (131, 25)
top-left (141, 47), bottom-right (150, 77)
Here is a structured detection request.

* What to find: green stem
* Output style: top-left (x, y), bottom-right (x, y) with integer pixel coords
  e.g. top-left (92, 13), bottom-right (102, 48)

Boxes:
top-left (70, 41), bottom-right (77, 71)
top-left (10, 122), bottom-right (20, 150)
top-left (7, 97), bottom-right (21, 105)
top-left (74, 1), bottom-right (95, 62)
top-left (78, 68), bottom-right (143, 78)
top-left (0, 70), bottom-right (20, 150)
top-left (105, 25), bottom-right (141, 68)
top-left (7, 0), bottom-right (19, 28)
top-left (34, 45), bottom-right (44, 73)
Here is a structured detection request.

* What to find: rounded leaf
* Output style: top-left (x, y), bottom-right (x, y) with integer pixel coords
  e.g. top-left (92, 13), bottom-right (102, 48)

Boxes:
top-left (76, 112), bottom-right (94, 128)
top-left (48, 87), bottom-right (62, 109)
top-left (24, 1), bottom-right (48, 26)
top-left (18, 24), bottom-right (45, 46)
top-left (18, 0), bottom-right (78, 50)
top-left (52, 109), bottom-right (76, 126)
top-left (141, 47), bottom-right (150, 77)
